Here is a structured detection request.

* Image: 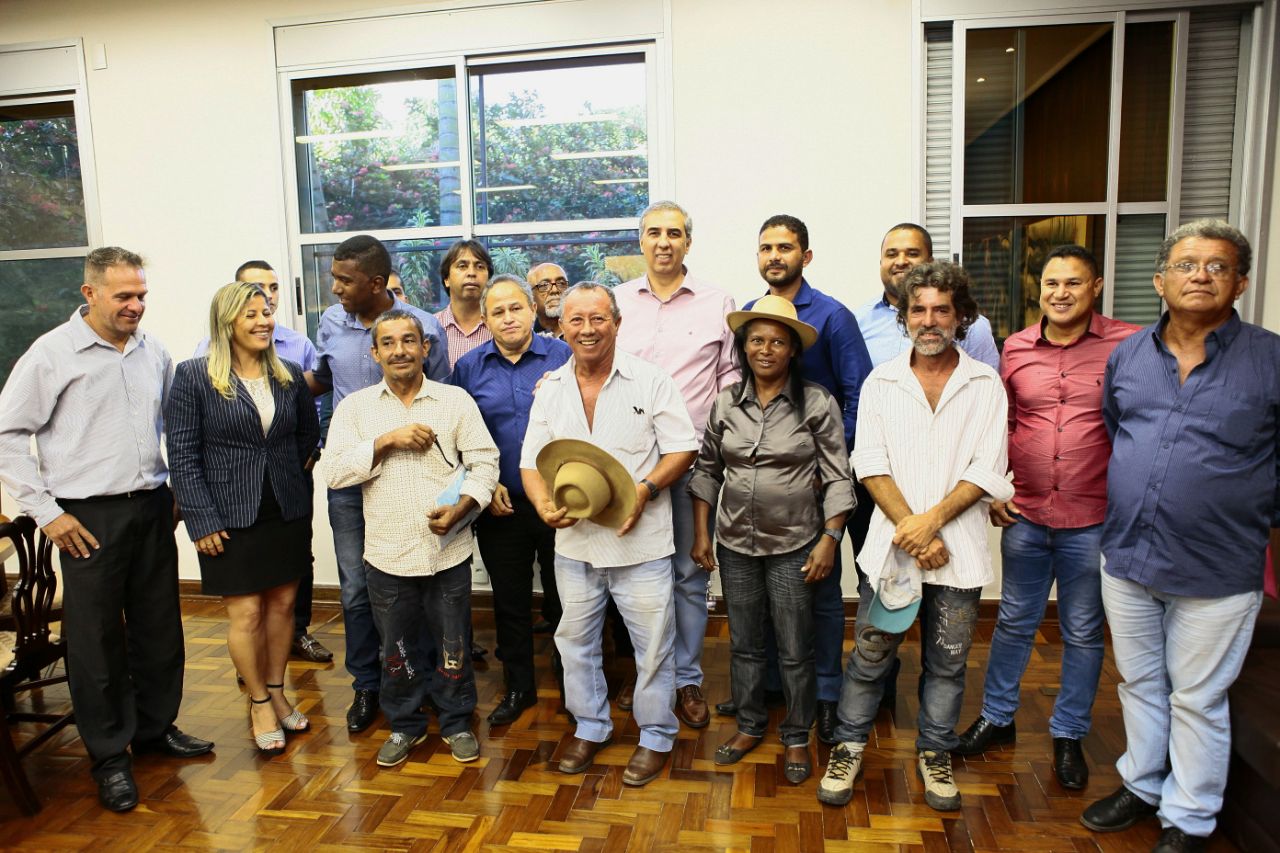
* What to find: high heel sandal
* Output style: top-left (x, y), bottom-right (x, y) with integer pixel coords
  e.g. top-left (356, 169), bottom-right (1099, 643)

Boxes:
top-left (249, 695), bottom-right (286, 756)
top-left (266, 683), bottom-right (309, 733)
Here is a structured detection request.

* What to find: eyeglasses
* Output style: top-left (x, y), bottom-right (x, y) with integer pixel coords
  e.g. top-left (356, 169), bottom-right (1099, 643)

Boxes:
top-left (1164, 260), bottom-right (1234, 279)
top-left (532, 278), bottom-right (568, 293)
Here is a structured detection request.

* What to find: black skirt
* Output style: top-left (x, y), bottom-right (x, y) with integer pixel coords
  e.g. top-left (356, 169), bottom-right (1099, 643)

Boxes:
top-left (198, 474), bottom-right (310, 597)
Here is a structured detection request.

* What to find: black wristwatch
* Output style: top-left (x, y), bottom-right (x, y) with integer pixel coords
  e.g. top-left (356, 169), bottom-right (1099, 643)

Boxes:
top-left (640, 478), bottom-right (659, 499)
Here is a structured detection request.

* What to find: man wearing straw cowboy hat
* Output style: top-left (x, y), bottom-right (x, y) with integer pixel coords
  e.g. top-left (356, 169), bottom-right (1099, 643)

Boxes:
top-left (520, 282), bottom-right (698, 787)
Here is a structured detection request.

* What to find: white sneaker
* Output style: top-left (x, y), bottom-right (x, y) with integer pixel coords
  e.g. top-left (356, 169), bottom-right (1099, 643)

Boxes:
top-left (817, 742), bottom-right (865, 806)
top-left (917, 749), bottom-right (961, 811)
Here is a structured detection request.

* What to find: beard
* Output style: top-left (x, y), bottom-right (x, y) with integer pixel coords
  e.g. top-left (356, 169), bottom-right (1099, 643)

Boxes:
top-left (883, 276), bottom-right (907, 303)
top-left (909, 324), bottom-right (954, 356)
top-left (542, 301), bottom-right (563, 319)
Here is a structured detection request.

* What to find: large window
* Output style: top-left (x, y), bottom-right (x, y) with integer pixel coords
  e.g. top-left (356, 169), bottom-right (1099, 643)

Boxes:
top-left (923, 7), bottom-right (1264, 338)
top-left (0, 42), bottom-right (98, 388)
top-left (286, 48), bottom-right (655, 334)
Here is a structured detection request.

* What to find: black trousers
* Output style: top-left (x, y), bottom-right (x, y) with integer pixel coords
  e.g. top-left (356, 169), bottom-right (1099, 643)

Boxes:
top-left (57, 486), bottom-right (186, 781)
top-left (475, 498), bottom-right (561, 692)
top-left (294, 556), bottom-right (315, 637)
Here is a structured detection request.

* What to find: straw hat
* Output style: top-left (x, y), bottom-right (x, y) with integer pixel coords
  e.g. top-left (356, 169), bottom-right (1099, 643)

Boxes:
top-left (726, 294), bottom-right (818, 350)
top-left (535, 439), bottom-right (637, 529)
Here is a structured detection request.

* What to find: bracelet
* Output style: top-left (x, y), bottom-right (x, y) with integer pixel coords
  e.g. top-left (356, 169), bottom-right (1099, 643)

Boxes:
top-left (821, 527), bottom-right (844, 543)
top-left (640, 478), bottom-right (659, 499)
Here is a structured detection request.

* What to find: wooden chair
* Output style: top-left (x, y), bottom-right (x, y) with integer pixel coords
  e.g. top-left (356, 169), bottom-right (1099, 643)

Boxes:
top-left (0, 515), bottom-right (74, 815)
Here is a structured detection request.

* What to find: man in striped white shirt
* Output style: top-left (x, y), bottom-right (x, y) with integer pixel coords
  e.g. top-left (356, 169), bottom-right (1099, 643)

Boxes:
top-left (521, 282), bottom-right (698, 788)
top-left (817, 261), bottom-right (1013, 813)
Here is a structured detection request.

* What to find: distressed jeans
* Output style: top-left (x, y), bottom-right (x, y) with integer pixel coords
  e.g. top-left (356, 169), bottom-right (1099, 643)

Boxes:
top-left (980, 520), bottom-right (1105, 739)
top-left (834, 577), bottom-right (980, 751)
top-left (555, 554), bottom-right (678, 752)
top-left (719, 541), bottom-right (816, 746)
top-left (366, 560), bottom-right (477, 738)
top-left (328, 486), bottom-right (381, 692)
top-left (1101, 570), bottom-right (1262, 837)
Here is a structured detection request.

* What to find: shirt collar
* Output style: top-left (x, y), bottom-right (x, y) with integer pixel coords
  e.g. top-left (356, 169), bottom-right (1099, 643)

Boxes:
top-left (1034, 310), bottom-right (1106, 346)
top-left (479, 332), bottom-right (551, 363)
top-left (566, 348), bottom-right (634, 383)
top-left (1152, 309), bottom-right (1242, 359)
top-left (636, 268), bottom-right (695, 297)
top-left (377, 376), bottom-right (436, 402)
top-left (340, 296), bottom-right (401, 331)
top-left (68, 305), bottom-right (143, 353)
top-left (880, 344), bottom-right (984, 386)
top-left (732, 376), bottom-right (797, 409)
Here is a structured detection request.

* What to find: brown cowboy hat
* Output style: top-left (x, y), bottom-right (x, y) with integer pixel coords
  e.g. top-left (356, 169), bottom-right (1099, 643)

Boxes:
top-left (535, 439), bottom-right (637, 529)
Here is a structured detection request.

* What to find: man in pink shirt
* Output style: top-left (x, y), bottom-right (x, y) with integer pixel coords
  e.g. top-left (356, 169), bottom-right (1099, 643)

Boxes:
top-left (615, 200), bottom-right (739, 728)
top-left (954, 244), bottom-right (1139, 790)
top-left (434, 240), bottom-right (494, 369)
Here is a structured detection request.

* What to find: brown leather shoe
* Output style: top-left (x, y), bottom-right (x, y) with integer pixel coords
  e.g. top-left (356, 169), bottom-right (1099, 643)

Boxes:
top-left (616, 676), bottom-right (636, 711)
top-left (622, 746), bottom-right (668, 786)
top-left (558, 736), bottom-right (612, 774)
top-left (676, 684), bottom-right (709, 728)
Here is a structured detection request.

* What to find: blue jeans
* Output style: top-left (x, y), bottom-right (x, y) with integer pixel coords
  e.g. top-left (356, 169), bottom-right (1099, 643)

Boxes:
top-left (554, 554), bottom-right (678, 752)
top-left (1101, 570), bottom-right (1262, 837)
top-left (834, 577), bottom-right (980, 751)
top-left (670, 471), bottom-right (709, 688)
top-left (719, 541), bottom-right (816, 746)
top-left (328, 486), bottom-right (381, 692)
top-left (980, 520), bottom-right (1105, 739)
top-left (365, 561), bottom-right (476, 737)
top-left (762, 548), bottom-right (844, 700)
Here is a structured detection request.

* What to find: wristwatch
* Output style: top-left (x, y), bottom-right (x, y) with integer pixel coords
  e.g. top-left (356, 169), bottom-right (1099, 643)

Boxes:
top-left (640, 478), bottom-right (659, 499)
top-left (822, 527), bottom-right (844, 543)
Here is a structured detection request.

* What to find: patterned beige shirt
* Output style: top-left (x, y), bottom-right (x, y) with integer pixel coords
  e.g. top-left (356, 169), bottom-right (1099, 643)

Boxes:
top-left (321, 378), bottom-right (499, 576)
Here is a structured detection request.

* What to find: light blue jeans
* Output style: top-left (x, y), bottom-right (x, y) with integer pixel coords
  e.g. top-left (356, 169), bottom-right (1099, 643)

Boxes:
top-left (1101, 570), bottom-right (1262, 837)
top-left (670, 471), bottom-right (709, 689)
top-left (554, 554), bottom-right (678, 752)
top-left (981, 520), bottom-right (1105, 739)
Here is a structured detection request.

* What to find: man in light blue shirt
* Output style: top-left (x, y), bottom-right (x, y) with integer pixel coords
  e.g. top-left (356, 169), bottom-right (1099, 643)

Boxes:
top-left (854, 224), bottom-right (1000, 371)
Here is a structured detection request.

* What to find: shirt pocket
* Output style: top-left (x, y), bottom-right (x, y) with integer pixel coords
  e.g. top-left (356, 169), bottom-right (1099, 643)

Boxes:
top-left (1202, 390), bottom-right (1270, 451)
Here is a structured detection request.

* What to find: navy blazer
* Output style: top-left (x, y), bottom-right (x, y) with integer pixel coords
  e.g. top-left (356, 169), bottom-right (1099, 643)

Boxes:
top-left (166, 357), bottom-right (321, 541)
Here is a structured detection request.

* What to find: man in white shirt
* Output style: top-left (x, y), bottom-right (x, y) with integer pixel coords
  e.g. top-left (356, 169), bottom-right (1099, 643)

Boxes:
top-left (521, 283), bottom-right (698, 788)
top-left (322, 309), bottom-right (499, 769)
top-left (817, 261), bottom-right (1013, 813)
top-left (614, 200), bottom-right (739, 728)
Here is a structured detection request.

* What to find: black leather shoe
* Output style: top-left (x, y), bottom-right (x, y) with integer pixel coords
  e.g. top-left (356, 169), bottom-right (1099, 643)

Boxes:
top-left (1152, 826), bottom-right (1207, 853)
top-left (347, 689), bottom-right (380, 733)
top-left (816, 700), bottom-right (839, 745)
top-left (97, 770), bottom-right (138, 812)
top-left (487, 689), bottom-right (537, 725)
top-left (532, 618), bottom-right (553, 634)
top-left (1080, 785), bottom-right (1158, 833)
top-left (133, 728), bottom-right (215, 758)
top-left (715, 699), bottom-right (737, 716)
top-left (291, 632), bottom-right (334, 663)
top-left (953, 716), bottom-right (1016, 756)
top-left (471, 642), bottom-right (488, 660)
top-left (1053, 737), bottom-right (1088, 789)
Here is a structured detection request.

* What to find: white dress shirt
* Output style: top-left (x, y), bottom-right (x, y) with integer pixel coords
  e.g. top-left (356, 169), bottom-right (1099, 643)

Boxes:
top-left (851, 347), bottom-right (1013, 590)
top-left (0, 307), bottom-right (172, 526)
top-left (321, 378), bottom-right (499, 577)
top-left (520, 349), bottom-right (698, 568)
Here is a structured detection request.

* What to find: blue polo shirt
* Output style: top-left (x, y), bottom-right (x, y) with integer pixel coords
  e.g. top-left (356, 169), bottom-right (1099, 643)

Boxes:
top-left (450, 334), bottom-right (572, 500)
top-left (854, 294), bottom-right (1002, 371)
top-left (313, 297), bottom-right (449, 407)
top-left (745, 279), bottom-right (872, 449)
top-left (1102, 311), bottom-right (1280, 597)
top-left (193, 323), bottom-right (318, 371)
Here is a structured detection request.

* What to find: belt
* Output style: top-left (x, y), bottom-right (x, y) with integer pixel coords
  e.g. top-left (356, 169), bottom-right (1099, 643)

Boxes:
top-left (60, 486), bottom-right (162, 503)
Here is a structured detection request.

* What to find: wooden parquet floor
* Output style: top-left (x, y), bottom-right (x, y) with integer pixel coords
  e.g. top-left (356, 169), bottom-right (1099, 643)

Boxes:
top-left (0, 599), bottom-right (1240, 852)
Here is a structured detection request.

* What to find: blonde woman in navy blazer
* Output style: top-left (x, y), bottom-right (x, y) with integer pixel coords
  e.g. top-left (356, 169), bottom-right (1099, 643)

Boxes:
top-left (166, 281), bottom-right (321, 756)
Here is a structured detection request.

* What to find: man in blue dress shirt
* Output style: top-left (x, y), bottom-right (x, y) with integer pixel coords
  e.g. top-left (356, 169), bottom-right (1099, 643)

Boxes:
top-left (1080, 220), bottom-right (1279, 853)
top-left (451, 275), bottom-right (571, 726)
top-left (745, 214), bottom-right (873, 744)
top-left (304, 235), bottom-right (449, 733)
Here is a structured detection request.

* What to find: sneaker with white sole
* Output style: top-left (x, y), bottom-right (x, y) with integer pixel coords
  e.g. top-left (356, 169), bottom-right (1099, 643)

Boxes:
top-left (377, 731), bottom-right (426, 767)
top-left (817, 742), bottom-right (865, 806)
top-left (917, 749), bottom-right (961, 811)
top-left (442, 730), bottom-right (480, 763)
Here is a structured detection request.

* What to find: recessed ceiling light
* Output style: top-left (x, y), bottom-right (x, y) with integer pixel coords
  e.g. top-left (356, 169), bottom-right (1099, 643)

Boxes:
top-left (976, 77), bottom-right (986, 83)
top-left (1006, 47), bottom-right (1016, 53)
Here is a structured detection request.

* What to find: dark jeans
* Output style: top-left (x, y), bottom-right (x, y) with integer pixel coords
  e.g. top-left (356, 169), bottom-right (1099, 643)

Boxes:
top-left (366, 560), bottom-right (476, 737)
top-left (719, 541), bottom-right (816, 746)
top-left (328, 485), bottom-right (380, 691)
top-left (58, 486), bottom-right (185, 781)
top-left (834, 577), bottom-right (980, 751)
top-left (475, 497), bottom-right (561, 692)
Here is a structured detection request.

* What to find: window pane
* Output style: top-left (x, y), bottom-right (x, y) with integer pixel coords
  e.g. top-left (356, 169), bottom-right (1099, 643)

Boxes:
top-left (300, 238), bottom-right (458, 338)
top-left (470, 56), bottom-right (648, 225)
top-left (293, 68), bottom-right (461, 234)
top-left (1113, 214), bottom-right (1165, 325)
top-left (1119, 22), bottom-right (1174, 202)
top-left (0, 257), bottom-right (85, 388)
top-left (0, 101), bottom-right (88, 250)
top-left (965, 24), bottom-right (1112, 204)
top-left (963, 214), bottom-right (1105, 338)
top-left (483, 231), bottom-right (642, 285)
